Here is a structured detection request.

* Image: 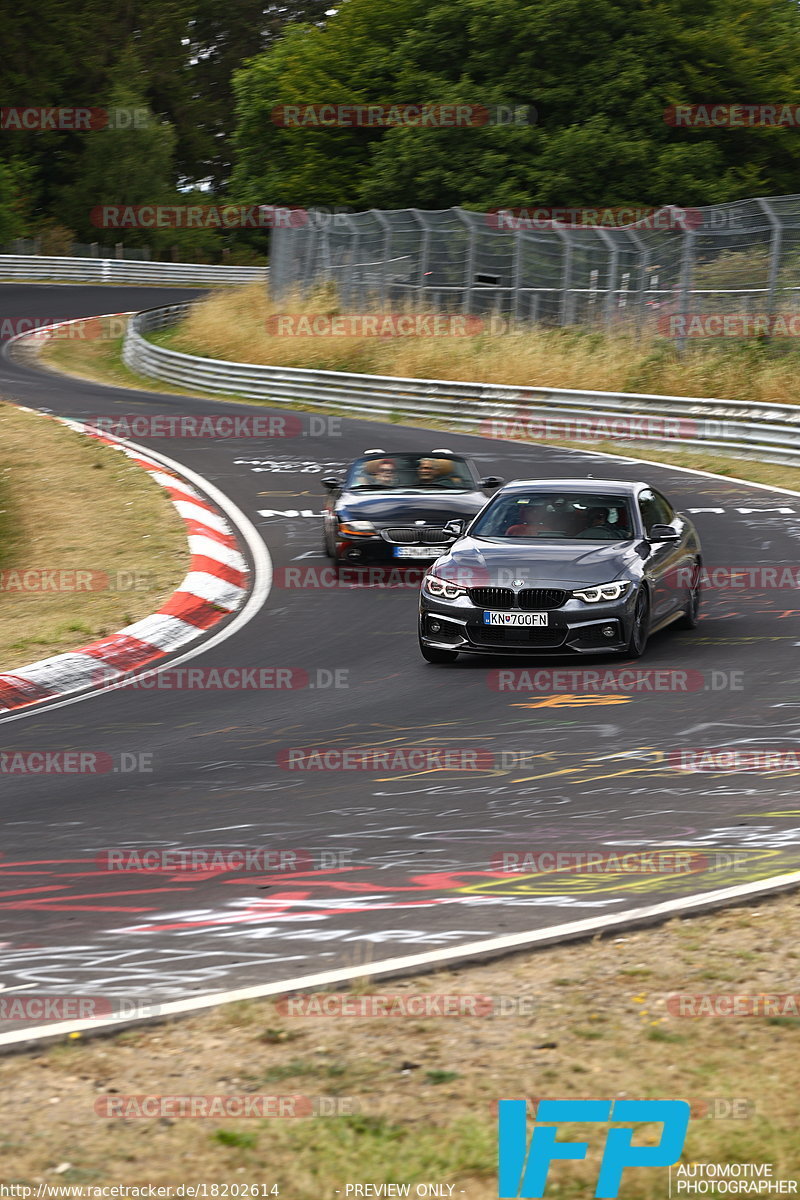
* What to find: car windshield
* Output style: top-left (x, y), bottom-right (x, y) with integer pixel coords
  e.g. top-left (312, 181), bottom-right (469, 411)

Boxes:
top-left (346, 453), bottom-right (475, 490)
top-left (472, 492), bottom-right (634, 540)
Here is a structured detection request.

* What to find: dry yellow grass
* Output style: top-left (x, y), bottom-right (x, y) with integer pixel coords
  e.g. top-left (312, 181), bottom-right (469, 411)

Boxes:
top-left (0, 402), bottom-right (189, 669)
top-left (0, 893), bottom-right (798, 1194)
top-left (161, 283), bottom-right (800, 405)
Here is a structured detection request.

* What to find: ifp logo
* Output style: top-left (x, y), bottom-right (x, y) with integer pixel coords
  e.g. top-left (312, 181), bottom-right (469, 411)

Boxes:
top-left (498, 1099), bottom-right (690, 1197)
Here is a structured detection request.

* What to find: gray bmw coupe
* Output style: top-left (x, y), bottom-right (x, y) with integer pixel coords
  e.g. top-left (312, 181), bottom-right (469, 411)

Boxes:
top-left (418, 478), bottom-right (702, 662)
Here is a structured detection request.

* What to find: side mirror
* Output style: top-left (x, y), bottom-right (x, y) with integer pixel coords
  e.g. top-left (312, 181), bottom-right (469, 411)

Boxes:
top-left (321, 476), bottom-right (342, 491)
top-left (443, 518), bottom-right (466, 538)
top-left (648, 523), bottom-right (680, 542)
top-left (479, 476), bottom-right (504, 491)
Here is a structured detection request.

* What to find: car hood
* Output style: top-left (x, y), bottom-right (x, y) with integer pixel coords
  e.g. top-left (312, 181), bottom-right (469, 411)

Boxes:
top-left (435, 537), bottom-right (640, 586)
top-left (338, 490), bottom-right (485, 524)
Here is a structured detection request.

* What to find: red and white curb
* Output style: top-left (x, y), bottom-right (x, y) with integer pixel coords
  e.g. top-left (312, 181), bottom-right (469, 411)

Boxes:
top-left (0, 404), bottom-right (253, 712)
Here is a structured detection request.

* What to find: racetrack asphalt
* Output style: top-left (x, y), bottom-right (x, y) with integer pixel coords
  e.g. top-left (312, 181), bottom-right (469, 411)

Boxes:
top-left (0, 283), bottom-right (798, 1032)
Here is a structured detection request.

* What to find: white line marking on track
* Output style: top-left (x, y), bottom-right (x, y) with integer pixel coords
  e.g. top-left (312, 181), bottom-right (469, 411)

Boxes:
top-left (1, 868), bottom-right (798, 1048)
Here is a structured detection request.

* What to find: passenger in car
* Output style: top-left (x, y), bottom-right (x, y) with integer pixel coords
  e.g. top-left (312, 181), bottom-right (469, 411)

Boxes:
top-left (505, 505), bottom-right (561, 536)
top-left (359, 458), bottom-right (397, 485)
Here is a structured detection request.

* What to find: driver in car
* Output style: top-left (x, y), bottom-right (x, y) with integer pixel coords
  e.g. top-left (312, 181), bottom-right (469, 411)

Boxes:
top-left (416, 457), bottom-right (441, 484)
top-left (576, 506), bottom-right (619, 538)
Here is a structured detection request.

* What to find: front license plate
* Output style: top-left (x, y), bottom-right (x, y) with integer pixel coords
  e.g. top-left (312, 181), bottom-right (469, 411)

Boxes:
top-left (393, 545), bottom-right (446, 559)
top-left (483, 611), bottom-right (548, 626)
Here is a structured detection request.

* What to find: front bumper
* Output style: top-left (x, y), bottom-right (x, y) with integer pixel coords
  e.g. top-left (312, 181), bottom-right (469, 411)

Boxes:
top-left (336, 536), bottom-right (450, 564)
top-left (419, 592), bottom-right (636, 655)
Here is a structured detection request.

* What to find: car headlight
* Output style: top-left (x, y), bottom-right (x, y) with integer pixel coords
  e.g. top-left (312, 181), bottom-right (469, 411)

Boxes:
top-left (338, 520), bottom-right (376, 536)
top-left (424, 573), bottom-right (467, 600)
top-left (572, 580), bottom-right (631, 603)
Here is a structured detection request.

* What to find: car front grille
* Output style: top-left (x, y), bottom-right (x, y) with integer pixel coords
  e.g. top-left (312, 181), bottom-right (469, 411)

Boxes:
top-left (467, 624), bottom-right (567, 648)
top-left (519, 588), bottom-right (568, 610)
top-left (468, 587), bottom-right (567, 610)
top-left (383, 526), bottom-right (448, 544)
top-left (468, 587), bottom-right (514, 609)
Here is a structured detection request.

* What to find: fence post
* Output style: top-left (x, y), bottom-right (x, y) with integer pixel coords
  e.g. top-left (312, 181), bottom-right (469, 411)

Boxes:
top-left (410, 209), bottom-right (430, 305)
top-left (555, 227), bottom-right (573, 325)
top-left (373, 209), bottom-right (392, 305)
top-left (623, 227), bottom-right (648, 335)
top-left (755, 196), bottom-right (782, 329)
top-left (512, 228), bottom-right (524, 323)
top-left (455, 209), bottom-right (477, 315)
top-left (301, 223), bottom-right (320, 294)
top-left (676, 229), bottom-right (695, 356)
top-left (595, 227), bottom-right (619, 329)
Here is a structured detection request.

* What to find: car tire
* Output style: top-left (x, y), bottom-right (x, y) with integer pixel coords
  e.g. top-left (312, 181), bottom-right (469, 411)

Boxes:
top-left (419, 636), bottom-right (458, 664)
top-left (676, 560), bottom-right (702, 629)
top-left (323, 522), bottom-right (336, 558)
top-left (621, 588), bottom-right (650, 659)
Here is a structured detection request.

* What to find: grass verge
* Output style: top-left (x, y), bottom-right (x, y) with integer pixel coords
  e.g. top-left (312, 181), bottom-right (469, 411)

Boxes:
top-left (0, 401), bottom-right (190, 669)
top-left (0, 893), bottom-right (797, 1194)
top-left (162, 282), bottom-right (800, 406)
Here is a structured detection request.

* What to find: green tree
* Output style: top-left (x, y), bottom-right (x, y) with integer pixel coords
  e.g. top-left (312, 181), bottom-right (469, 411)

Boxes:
top-left (231, 0), bottom-right (800, 211)
top-left (59, 46), bottom-right (178, 243)
top-left (0, 160), bottom-right (22, 245)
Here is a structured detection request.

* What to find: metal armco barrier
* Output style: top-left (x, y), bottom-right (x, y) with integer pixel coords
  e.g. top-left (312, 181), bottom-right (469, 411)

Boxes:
top-left (116, 302), bottom-right (800, 465)
top-left (0, 255), bottom-right (267, 286)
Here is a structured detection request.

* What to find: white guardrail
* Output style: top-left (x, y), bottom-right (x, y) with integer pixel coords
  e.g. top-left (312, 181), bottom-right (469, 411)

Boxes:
top-left (119, 303), bottom-right (800, 466)
top-left (0, 254), bottom-right (267, 286)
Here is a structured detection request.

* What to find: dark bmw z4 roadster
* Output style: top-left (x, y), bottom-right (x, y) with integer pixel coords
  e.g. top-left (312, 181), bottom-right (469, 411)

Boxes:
top-left (418, 478), bottom-right (703, 663)
top-left (322, 449), bottom-right (503, 566)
